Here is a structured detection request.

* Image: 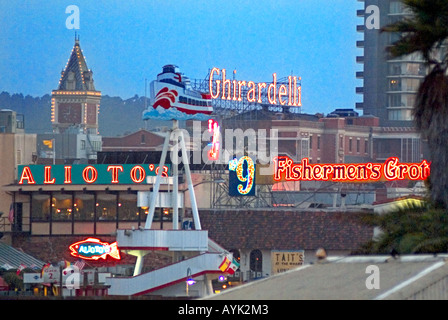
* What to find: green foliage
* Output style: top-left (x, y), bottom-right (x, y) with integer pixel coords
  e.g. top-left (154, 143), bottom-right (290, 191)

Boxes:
top-left (359, 203), bottom-right (448, 254)
top-left (2, 272), bottom-right (23, 291)
top-left (382, 0), bottom-right (448, 66)
top-left (383, 0), bottom-right (448, 208)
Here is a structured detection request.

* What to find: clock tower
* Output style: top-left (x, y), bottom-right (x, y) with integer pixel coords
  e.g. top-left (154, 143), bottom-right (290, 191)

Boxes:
top-left (51, 35), bottom-right (101, 134)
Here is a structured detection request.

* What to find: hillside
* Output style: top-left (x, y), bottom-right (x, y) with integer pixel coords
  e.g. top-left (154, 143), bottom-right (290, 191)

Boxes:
top-left (0, 91), bottom-right (160, 137)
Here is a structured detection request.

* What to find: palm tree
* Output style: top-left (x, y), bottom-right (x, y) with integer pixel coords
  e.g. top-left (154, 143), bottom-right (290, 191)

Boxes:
top-left (356, 203), bottom-right (448, 254)
top-left (382, 0), bottom-right (448, 208)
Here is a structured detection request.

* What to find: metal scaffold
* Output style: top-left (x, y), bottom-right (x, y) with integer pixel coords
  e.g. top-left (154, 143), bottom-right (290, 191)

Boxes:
top-left (189, 71), bottom-right (303, 209)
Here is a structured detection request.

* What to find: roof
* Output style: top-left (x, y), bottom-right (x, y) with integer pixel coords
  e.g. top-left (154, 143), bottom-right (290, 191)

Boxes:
top-left (200, 209), bottom-right (373, 251)
top-left (57, 37), bottom-right (96, 91)
top-left (0, 242), bottom-right (45, 270)
top-left (204, 255), bottom-right (448, 300)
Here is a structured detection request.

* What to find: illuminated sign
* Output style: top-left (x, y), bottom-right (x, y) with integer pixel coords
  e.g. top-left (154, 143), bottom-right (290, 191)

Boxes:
top-left (228, 156), bottom-right (256, 196)
top-left (271, 250), bottom-right (304, 275)
top-left (209, 68), bottom-right (301, 107)
top-left (208, 119), bottom-right (220, 161)
top-left (69, 238), bottom-right (121, 261)
top-left (17, 164), bottom-right (170, 185)
top-left (273, 156), bottom-right (430, 182)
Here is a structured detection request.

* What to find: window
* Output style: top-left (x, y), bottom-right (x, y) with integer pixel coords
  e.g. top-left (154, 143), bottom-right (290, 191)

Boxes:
top-left (74, 192), bottom-right (94, 221)
top-left (389, 94), bottom-right (403, 107)
top-left (317, 136), bottom-right (321, 150)
top-left (406, 63), bottom-right (424, 76)
top-left (349, 138), bottom-right (352, 152)
top-left (405, 78), bottom-right (421, 92)
top-left (365, 140), bottom-right (369, 154)
top-left (390, 1), bottom-right (403, 14)
top-left (389, 63), bottom-right (402, 75)
top-left (31, 194), bottom-right (51, 221)
top-left (250, 249), bottom-right (263, 272)
top-left (118, 193), bottom-right (139, 221)
top-left (96, 192), bottom-right (117, 221)
top-left (389, 79), bottom-right (401, 91)
top-left (81, 140), bottom-right (86, 150)
top-left (356, 139), bottom-right (360, 153)
top-left (52, 193), bottom-right (73, 221)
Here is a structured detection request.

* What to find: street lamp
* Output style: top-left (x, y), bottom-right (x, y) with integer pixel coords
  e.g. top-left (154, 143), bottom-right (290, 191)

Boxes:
top-left (186, 267), bottom-right (196, 296)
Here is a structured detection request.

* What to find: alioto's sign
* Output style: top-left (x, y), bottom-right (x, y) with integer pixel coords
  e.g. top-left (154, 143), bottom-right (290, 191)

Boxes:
top-left (17, 164), bottom-right (170, 185)
top-left (209, 68), bottom-right (301, 107)
top-left (69, 238), bottom-right (121, 261)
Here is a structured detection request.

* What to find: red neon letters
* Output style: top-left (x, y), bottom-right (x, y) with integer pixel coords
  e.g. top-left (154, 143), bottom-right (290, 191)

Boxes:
top-left (208, 119), bottom-right (220, 161)
top-left (273, 156), bottom-right (430, 182)
top-left (18, 164), bottom-right (169, 185)
top-left (209, 68), bottom-right (301, 107)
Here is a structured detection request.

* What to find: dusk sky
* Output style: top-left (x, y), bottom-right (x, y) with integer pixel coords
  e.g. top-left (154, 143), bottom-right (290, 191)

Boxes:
top-left (0, 0), bottom-right (363, 115)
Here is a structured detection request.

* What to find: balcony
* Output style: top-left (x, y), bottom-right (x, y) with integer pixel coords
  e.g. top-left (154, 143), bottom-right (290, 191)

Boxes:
top-left (356, 87), bottom-right (364, 94)
top-left (356, 71), bottom-right (364, 79)
top-left (356, 56), bottom-right (364, 63)
top-left (116, 229), bottom-right (209, 252)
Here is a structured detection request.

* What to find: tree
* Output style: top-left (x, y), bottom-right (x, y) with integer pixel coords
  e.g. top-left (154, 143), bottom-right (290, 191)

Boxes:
top-left (357, 203), bottom-right (448, 254)
top-left (382, 0), bottom-right (448, 208)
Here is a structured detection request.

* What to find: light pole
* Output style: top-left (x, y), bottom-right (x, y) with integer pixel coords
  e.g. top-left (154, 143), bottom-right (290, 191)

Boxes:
top-left (186, 267), bottom-right (195, 296)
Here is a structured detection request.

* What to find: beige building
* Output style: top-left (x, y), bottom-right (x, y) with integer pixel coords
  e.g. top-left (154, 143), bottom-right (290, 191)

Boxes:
top-left (0, 109), bottom-right (36, 237)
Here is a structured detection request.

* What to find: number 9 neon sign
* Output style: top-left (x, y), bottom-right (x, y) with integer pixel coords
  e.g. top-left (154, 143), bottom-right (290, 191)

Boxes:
top-left (229, 156), bottom-right (256, 196)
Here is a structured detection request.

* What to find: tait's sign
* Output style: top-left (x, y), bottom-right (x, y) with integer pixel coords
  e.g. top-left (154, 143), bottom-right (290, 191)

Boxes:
top-left (18, 164), bottom-right (170, 185)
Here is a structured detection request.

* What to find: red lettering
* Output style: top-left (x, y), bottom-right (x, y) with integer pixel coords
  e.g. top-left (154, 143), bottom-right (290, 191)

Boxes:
top-left (209, 68), bottom-right (220, 99)
top-left (44, 166), bottom-right (55, 184)
top-left (247, 81), bottom-right (256, 102)
top-left (107, 165), bottom-right (123, 183)
top-left (130, 165), bottom-right (145, 183)
top-left (221, 69), bottom-right (231, 100)
top-left (18, 166), bottom-right (35, 184)
top-left (270, 157), bottom-right (430, 182)
top-left (82, 166), bottom-right (98, 183)
top-left (64, 166), bottom-right (72, 184)
top-left (278, 84), bottom-right (287, 105)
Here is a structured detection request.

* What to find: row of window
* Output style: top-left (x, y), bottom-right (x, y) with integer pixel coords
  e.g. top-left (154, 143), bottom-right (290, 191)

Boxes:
top-left (31, 192), bottom-right (172, 222)
top-left (309, 135), bottom-right (369, 154)
top-left (178, 96), bottom-right (211, 107)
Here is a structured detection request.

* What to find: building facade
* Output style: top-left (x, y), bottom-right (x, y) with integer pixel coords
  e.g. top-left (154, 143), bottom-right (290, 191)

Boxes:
top-left (0, 110), bottom-right (36, 235)
top-left (356, 0), bottom-right (428, 126)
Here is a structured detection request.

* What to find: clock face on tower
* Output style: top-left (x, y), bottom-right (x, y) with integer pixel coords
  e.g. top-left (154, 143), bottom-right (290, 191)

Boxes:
top-left (58, 103), bottom-right (82, 124)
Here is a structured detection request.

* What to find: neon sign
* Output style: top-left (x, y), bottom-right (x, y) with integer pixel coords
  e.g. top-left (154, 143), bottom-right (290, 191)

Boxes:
top-left (208, 119), bottom-right (220, 161)
top-left (229, 156), bottom-right (256, 196)
top-left (209, 68), bottom-right (301, 106)
top-left (18, 164), bottom-right (170, 185)
top-left (273, 156), bottom-right (430, 182)
top-left (69, 238), bottom-right (121, 261)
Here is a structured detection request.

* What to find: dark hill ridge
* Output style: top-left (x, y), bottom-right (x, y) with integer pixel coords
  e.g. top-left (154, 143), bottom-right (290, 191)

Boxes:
top-left (0, 92), bottom-right (154, 137)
